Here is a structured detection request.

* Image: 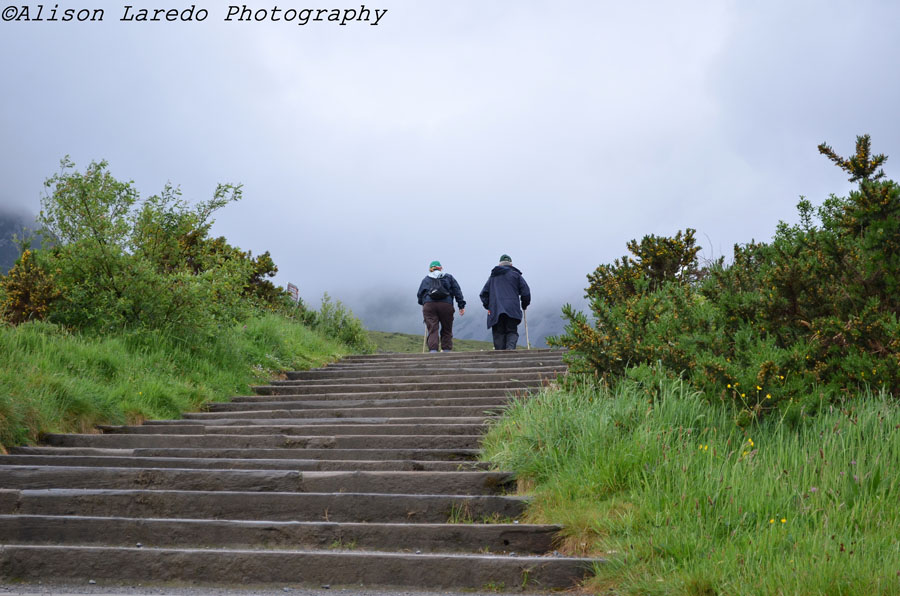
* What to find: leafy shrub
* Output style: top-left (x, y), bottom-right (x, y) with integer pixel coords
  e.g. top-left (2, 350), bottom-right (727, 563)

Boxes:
top-left (552, 136), bottom-right (900, 417)
top-left (0, 248), bottom-right (61, 324)
top-left (314, 293), bottom-right (374, 353)
top-left (2, 158), bottom-right (264, 343)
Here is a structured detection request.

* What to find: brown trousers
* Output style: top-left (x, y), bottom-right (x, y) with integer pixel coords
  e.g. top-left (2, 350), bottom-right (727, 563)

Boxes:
top-left (423, 301), bottom-right (455, 351)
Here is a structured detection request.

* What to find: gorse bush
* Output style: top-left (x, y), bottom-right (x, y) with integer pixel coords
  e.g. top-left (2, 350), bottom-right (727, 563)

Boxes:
top-left (551, 135), bottom-right (900, 419)
top-left (0, 247), bottom-right (60, 324)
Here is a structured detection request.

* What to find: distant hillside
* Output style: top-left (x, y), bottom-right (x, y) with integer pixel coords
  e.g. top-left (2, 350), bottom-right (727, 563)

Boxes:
top-left (0, 211), bottom-right (39, 274)
top-left (367, 330), bottom-right (493, 353)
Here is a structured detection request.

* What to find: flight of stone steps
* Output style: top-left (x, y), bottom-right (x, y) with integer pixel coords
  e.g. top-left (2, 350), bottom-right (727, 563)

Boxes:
top-left (0, 349), bottom-right (596, 591)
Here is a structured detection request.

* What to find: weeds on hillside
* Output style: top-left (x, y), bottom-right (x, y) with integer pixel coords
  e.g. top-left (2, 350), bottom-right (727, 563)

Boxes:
top-left (0, 314), bottom-right (349, 450)
top-left (482, 376), bottom-right (900, 595)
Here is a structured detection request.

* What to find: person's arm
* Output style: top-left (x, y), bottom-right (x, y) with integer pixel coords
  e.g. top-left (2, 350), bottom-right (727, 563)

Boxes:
top-left (479, 280), bottom-right (491, 311)
top-left (449, 275), bottom-right (466, 313)
top-left (519, 276), bottom-right (531, 310)
top-left (416, 278), bottom-right (427, 305)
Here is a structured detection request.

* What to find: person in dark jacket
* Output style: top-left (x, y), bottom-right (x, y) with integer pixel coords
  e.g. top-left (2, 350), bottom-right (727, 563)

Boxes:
top-left (479, 254), bottom-right (531, 350)
top-left (417, 260), bottom-right (466, 352)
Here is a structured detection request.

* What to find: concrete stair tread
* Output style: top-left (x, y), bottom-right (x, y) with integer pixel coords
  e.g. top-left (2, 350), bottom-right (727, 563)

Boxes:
top-left (0, 455), bottom-right (492, 471)
top-left (251, 380), bottom-right (543, 393)
top-left (11, 446), bottom-right (483, 461)
top-left (142, 416), bottom-right (494, 425)
top-left (271, 371), bottom-right (560, 385)
top-left (196, 404), bottom-right (507, 416)
top-left (238, 388), bottom-right (530, 399)
top-left (285, 365), bottom-right (566, 379)
top-left (0, 514), bottom-right (560, 554)
top-left (4, 488), bottom-right (528, 523)
top-left (0, 465), bottom-right (516, 495)
top-left (226, 395), bottom-right (514, 405)
top-left (0, 544), bottom-right (595, 590)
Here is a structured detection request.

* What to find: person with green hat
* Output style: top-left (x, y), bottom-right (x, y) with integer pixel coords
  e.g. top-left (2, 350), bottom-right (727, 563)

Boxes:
top-left (416, 260), bottom-right (466, 352)
top-left (479, 254), bottom-right (530, 350)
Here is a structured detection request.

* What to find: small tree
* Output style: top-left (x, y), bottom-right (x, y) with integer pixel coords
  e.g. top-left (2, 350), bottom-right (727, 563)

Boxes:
top-left (36, 157), bottom-right (252, 339)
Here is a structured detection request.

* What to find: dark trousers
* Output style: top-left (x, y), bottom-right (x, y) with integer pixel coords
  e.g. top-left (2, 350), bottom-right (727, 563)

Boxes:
top-left (492, 314), bottom-right (520, 350)
top-left (423, 301), bottom-right (455, 351)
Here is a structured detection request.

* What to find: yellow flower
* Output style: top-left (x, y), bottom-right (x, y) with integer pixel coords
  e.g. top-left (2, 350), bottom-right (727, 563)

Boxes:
top-left (766, 394), bottom-right (771, 399)
top-left (780, 518), bottom-right (786, 523)
top-left (769, 519), bottom-right (775, 524)
top-left (756, 385), bottom-right (762, 390)
top-left (727, 384), bottom-right (731, 388)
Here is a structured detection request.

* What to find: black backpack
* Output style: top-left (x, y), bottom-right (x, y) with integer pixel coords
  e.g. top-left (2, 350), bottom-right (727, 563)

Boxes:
top-left (427, 276), bottom-right (450, 300)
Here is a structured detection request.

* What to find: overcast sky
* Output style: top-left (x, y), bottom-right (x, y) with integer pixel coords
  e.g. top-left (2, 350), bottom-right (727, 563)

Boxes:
top-left (2, 1), bottom-right (899, 338)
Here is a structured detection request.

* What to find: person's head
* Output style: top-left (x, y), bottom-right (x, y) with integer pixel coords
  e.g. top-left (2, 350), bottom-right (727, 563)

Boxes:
top-left (499, 254), bottom-right (512, 265)
top-left (429, 260), bottom-right (442, 272)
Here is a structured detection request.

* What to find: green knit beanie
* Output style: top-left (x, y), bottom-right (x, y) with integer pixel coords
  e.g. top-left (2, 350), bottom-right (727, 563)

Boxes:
top-left (499, 254), bottom-right (512, 263)
top-left (429, 260), bottom-right (442, 268)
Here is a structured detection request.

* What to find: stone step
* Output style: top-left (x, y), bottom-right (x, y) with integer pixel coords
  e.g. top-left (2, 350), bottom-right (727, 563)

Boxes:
top-left (272, 370), bottom-right (560, 385)
top-left (0, 514), bottom-right (558, 554)
top-left (319, 360), bottom-right (563, 372)
top-left (0, 544), bottom-right (594, 590)
top-left (41, 433), bottom-right (482, 450)
top-left (198, 404), bottom-right (507, 418)
top-left (0, 466), bottom-right (516, 495)
top-left (322, 353), bottom-right (562, 364)
top-left (251, 380), bottom-right (543, 395)
top-left (249, 387), bottom-right (530, 399)
top-left (227, 395), bottom-right (511, 407)
top-left (338, 350), bottom-right (564, 363)
top-left (285, 365), bottom-right (565, 380)
top-left (1, 349), bottom-right (593, 592)
top-left (1, 489), bottom-right (526, 523)
top-left (142, 415), bottom-right (492, 426)
top-left (98, 423), bottom-right (488, 436)
top-left (10, 446), bottom-right (481, 461)
top-left (181, 410), bottom-right (496, 423)
top-left (0, 455), bottom-right (490, 472)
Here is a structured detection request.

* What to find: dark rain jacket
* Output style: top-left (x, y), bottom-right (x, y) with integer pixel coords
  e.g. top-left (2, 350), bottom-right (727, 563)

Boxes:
top-left (479, 265), bottom-right (531, 328)
top-left (417, 272), bottom-right (466, 309)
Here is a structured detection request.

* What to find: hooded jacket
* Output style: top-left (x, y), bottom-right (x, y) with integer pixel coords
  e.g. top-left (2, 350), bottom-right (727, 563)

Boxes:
top-left (479, 265), bottom-right (531, 328)
top-left (417, 270), bottom-right (466, 309)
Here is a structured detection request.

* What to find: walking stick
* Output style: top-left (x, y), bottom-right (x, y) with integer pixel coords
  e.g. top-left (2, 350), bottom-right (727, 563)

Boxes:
top-left (524, 309), bottom-right (531, 350)
top-left (422, 328), bottom-right (427, 353)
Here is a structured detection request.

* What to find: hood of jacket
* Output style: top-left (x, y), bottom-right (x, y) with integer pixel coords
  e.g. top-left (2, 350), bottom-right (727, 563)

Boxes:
top-left (490, 265), bottom-right (522, 277)
top-left (428, 270), bottom-right (446, 279)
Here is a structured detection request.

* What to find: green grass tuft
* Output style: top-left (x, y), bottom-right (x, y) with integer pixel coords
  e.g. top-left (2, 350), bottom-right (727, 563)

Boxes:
top-left (482, 376), bottom-right (900, 595)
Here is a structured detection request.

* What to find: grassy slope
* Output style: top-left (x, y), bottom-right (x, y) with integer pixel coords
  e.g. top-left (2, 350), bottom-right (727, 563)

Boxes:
top-left (368, 330), bottom-right (493, 353)
top-left (0, 314), bottom-right (350, 450)
top-left (482, 378), bottom-right (900, 595)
